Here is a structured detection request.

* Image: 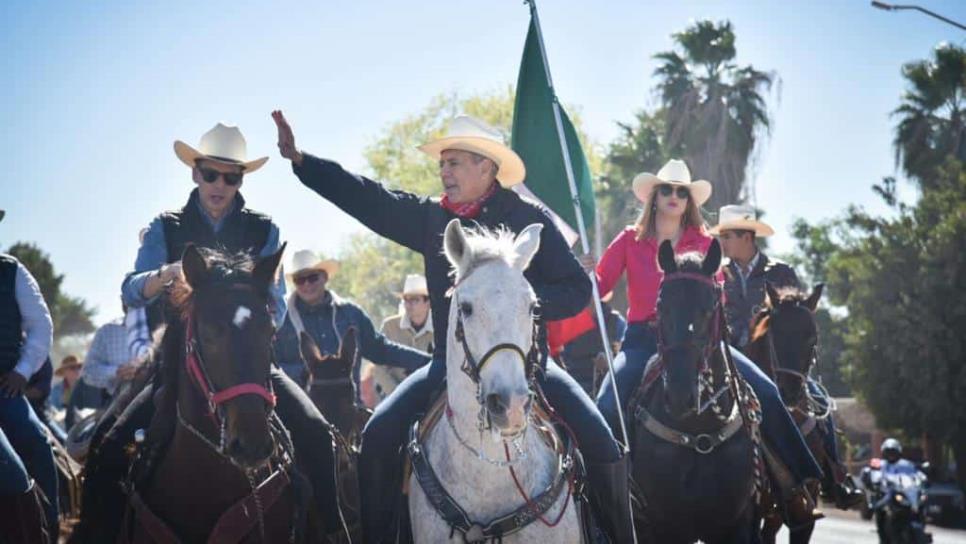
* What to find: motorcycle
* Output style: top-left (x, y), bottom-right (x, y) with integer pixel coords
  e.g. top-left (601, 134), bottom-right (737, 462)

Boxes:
top-left (869, 461), bottom-right (932, 544)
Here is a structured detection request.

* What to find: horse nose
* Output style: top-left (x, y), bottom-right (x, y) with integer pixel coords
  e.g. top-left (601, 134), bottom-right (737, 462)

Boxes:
top-left (486, 392), bottom-right (510, 418)
top-left (226, 434), bottom-right (274, 467)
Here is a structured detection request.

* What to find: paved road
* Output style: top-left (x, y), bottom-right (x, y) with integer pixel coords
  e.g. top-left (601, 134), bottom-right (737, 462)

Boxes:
top-left (776, 510), bottom-right (966, 543)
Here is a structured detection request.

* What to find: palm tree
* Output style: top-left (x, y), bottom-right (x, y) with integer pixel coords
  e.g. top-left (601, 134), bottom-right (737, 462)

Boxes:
top-left (893, 42), bottom-right (966, 190)
top-left (653, 20), bottom-right (775, 210)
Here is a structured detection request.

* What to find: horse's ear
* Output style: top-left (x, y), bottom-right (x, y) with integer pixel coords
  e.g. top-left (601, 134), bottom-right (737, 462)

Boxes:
top-left (765, 281), bottom-right (781, 309)
top-left (299, 331), bottom-right (322, 364)
top-left (657, 240), bottom-right (677, 274)
top-left (511, 223), bottom-right (544, 272)
top-left (254, 242), bottom-right (287, 292)
top-left (443, 219), bottom-right (470, 269)
top-left (702, 239), bottom-right (722, 276)
top-left (181, 244), bottom-right (209, 287)
top-left (804, 283), bottom-right (825, 312)
top-left (340, 327), bottom-right (358, 363)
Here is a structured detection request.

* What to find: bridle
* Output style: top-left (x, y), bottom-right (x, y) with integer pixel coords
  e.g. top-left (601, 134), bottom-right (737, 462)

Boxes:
top-left (656, 272), bottom-right (725, 374)
top-left (762, 305), bottom-right (832, 419)
top-left (452, 295), bottom-right (541, 386)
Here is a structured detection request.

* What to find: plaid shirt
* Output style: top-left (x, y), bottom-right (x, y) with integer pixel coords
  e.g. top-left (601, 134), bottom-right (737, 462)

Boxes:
top-left (125, 307), bottom-right (151, 360)
top-left (80, 318), bottom-right (129, 391)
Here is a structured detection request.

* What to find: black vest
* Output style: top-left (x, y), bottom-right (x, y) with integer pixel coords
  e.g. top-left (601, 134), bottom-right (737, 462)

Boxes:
top-left (0, 255), bottom-right (24, 374)
top-left (160, 189), bottom-right (272, 263)
top-left (145, 190), bottom-right (272, 330)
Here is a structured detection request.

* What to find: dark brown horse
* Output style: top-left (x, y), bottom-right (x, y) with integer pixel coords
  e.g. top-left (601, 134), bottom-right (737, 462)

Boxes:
top-left (119, 244), bottom-right (323, 543)
top-left (299, 330), bottom-right (367, 540)
top-left (629, 240), bottom-right (762, 543)
top-left (745, 283), bottom-right (829, 544)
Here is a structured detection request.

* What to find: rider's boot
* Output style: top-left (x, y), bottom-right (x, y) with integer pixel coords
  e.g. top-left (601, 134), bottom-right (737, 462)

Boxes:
top-left (0, 480), bottom-right (52, 544)
top-left (359, 450), bottom-right (405, 544)
top-left (585, 454), bottom-right (638, 544)
top-left (783, 481), bottom-right (825, 530)
top-left (822, 462), bottom-right (865, 510)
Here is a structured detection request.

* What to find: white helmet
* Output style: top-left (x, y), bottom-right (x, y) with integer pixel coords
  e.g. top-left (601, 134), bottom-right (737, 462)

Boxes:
top-left (881, 438), bottom-right (903, 456)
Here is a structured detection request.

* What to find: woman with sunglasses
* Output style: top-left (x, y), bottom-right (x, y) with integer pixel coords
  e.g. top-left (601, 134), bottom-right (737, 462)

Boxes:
top-left (591, 159), bottom-right (825, 527)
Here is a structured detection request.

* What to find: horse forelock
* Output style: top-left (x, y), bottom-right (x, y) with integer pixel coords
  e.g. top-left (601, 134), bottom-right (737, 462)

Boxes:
top-left (750, 287), bottom-right (814, 343)
top-left (448, 226), bottom-right (519, 286)
top-left (169, 248), bottom-right (259, 319)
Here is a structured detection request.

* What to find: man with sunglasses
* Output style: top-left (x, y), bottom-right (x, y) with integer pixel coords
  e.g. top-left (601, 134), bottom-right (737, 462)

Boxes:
top-left (273, 251), bottom-right (429, 391)
top-left (712, 204), bottom-right (863, 510)
top-left (74, 124), bottom-right (349, 542)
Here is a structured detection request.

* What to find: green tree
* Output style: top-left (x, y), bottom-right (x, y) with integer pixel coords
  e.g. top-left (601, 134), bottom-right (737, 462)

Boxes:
top-left (893, 43), bottom-right (966, 189)
top-left (329, 88), bottom-right (599, 323)
top-left (6, 242), bottom-right (96, 338)
top-left (653, 20), bottom-right (776, 210)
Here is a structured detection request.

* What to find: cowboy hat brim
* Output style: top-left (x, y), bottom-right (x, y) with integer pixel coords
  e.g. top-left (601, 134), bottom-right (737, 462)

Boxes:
top-left (418, 137), bottom-right (526, 187)
top-left (632, 172), bottom-right (712, 207)
top-left (174, 141), bottom-right (268, 174)
top-left (287, 259), bottom-right (340, 280)
top-left (709, 219), bottom-right (775, 237)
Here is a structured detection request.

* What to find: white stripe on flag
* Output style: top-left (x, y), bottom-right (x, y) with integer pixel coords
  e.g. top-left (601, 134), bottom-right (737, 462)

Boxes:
top-left (512, 184), bottom-right (579, 247)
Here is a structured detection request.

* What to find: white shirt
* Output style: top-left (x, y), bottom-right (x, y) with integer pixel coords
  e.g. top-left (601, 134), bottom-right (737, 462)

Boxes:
top-left (13, 260), bottom-right (53, 379)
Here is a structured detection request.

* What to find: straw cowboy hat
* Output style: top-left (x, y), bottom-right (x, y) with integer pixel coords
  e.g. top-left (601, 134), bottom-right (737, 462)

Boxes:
top-left (709, 204), bottom-right (775, 237)
top-left (418, 115), bottom-right (526, 187)
top-left (288, 249), bottom-right (339, 280)
top-left (55, 355), bottom-right (83, 377)
top-left (395, 274), bottom-right (428, 298)
top-left (174, 123), bottom-right (268, 173)
top-left (631, 159), bottom-right (712, 206)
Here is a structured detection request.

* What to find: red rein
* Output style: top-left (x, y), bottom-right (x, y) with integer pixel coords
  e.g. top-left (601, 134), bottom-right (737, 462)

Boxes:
top-left (184, 317), bottom-right (277, 418)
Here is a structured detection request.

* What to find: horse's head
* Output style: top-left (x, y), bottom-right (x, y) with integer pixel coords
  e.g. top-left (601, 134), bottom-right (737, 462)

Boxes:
top-left (655, 238), bottom-right (723, 420)
top-left (177, 243), bottom-right (284, 469)
top-left (443, 219), bottom-right (542, 439)
top-left (755, 282), bottom-right (823, 403)
top-left (300, 328), bottom-right (359, 437)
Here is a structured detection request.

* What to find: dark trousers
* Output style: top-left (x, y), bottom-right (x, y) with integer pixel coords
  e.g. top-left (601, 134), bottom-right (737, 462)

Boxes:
top-left (66, 378), bottom-right (111, 430)
top-left (597, 322), bottom-right (823, 483)
top-left (359, 354), bottom-right (621, 541)
top-left (0, 395), bottom-right (58, 530)
top-left (84, 367), bottom-right (342, 538)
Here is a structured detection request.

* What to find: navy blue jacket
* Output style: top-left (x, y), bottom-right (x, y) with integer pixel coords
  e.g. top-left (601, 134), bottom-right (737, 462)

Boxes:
top-left (292, 154), bottom-right (592, 358)
top-left (273, 292), bottom-right (430, 387)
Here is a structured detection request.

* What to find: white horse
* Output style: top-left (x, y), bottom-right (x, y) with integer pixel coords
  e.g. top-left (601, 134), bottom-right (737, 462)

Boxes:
top-left (408, 219), bottom-right (583, 543)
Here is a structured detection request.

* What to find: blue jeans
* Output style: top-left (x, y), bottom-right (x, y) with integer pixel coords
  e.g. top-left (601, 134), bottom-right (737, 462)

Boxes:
top-left (359, 354), bottom-right (622, 541)
top-left (597, 323), bottom-right (823, 483)
top-left (0, 395), bottom-right (58, 529)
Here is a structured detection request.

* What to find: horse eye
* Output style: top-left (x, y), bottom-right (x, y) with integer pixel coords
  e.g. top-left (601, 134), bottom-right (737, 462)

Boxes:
top-left (460, 301), bottom-right (473, 317)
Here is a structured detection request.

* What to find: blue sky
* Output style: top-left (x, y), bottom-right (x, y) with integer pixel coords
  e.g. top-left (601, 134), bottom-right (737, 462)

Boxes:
top-left (1, 0), bottom-right (963, 325)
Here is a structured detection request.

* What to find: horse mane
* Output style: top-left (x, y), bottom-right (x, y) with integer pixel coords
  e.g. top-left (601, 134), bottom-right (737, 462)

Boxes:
top-left (168, 248), bottom-right (256, 319)
top-left (670, 251), bottom-right (708, 275)
top-left (749, 287), bottom-right (810, 344)
top-left (449, 226), bottom-right (520, 284)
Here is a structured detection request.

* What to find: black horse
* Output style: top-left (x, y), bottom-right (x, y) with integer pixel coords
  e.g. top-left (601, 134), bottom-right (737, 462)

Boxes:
top-left (629, 239), bottom-right (762, 544)
top-left (299, 329), bottom-right (368, 540)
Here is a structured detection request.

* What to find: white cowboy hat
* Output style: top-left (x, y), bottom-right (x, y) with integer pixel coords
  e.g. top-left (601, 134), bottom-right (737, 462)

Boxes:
top-left (174, 123), bottom-right (268, 173)
top-left (287, 249), bottom-right (339, 280)
top-left (395, 274), bottom-right (428, 297)
top-left (631, 159), bottom-right (712, 206)
top-left (418, 115), bottom-right (526, 187)
top-left (709, 204), bottom-right (775, 237)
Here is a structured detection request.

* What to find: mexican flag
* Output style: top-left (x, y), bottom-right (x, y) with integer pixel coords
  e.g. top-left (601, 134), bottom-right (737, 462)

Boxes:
top-left (510, 17), bottom-right (596, 247)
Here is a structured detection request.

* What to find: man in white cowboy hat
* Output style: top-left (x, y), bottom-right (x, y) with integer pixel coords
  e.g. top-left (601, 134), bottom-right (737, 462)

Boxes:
top-left (0, 208), bottom-right (59, 540)
top-left (273, 250), bottom-right (429, 392)
top-left (360, 274), bottom-right (434, 408)
top-left (273, 110), bottom-right (635, 543)
top-left (711, 204), bottom-right (864, 510)
top-left (709, 204), bottom-right (799, 349)
top-left (76, 125), bottom-right (350, 542)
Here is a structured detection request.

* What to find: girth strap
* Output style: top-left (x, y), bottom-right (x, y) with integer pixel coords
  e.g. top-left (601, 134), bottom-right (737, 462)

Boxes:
top-left (634, 401), bottom-right (744, 455)
top-left (407, 420), bottom-right (571, 542)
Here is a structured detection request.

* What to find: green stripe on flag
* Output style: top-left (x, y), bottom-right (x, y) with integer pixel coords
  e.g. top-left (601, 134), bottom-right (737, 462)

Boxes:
top-left (511, 18), bottom-right (595, 235)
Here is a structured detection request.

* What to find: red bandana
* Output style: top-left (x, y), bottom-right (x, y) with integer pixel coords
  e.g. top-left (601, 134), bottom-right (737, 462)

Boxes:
top-left (440, 183), bottom-right (498, 219)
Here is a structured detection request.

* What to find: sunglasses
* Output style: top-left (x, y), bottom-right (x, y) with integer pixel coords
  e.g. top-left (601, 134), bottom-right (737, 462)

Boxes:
top-left (199, 167), bottom-right (244, 187)
top-left (293, 273), bottom-right (322, 286)
top-left (657, 184), bottom-right (690, 199)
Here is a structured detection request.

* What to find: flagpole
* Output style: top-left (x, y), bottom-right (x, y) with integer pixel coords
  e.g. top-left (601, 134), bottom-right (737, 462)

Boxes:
top-left (525, 0), bottom-right (629, 451)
